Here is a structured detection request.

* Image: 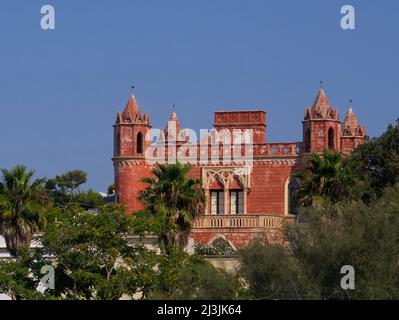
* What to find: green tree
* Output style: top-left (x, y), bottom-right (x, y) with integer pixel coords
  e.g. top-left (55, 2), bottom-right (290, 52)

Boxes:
top-left (73, 189), bottom-right (104, 210)
top-left (37, 205), bottom-right (159, 300)
top-left (293, 150), bottom-right (358, 207)
top-left (0, 249), bottom-right (45, 300)
top-left (1, 204), bottom-right (241, 300)
top-left (349, 119), bottom-right (399, 201)
top-left (286, 184), bottom-right (399, 300)
top-left (46, 170), bottom-right (104, 210)
top-left (0, 165), bottom-right (47, 256)
top-left (152, 247), bottom-right (241, 300)
top-left (46, 170), bottom-right (87, 209)
top-left (239, 188), bottom-right (399, 301)
top-left (238, 241), bottom-right (317, 300)
top-left (138, 163), bottom-right (205, 251)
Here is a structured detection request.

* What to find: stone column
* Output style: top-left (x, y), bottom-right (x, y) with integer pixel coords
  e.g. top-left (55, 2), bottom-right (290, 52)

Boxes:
top-left (224, 186), bottom-right (229, 215)
top-left (205, 189), bottom-right (210, 215)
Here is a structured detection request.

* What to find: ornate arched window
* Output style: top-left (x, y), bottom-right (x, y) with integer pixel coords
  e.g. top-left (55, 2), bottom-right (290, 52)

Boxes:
top-left (136, 132), bottom-right (143, 154)
top-left (328, 128), bottom-right (334, 150)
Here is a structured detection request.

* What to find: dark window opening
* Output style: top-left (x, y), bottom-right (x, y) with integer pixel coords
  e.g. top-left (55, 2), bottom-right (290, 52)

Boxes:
top-left (288, 179), bottom-right (300, 214)
top-left (115, 128), bottom-right (120, 156)
top-left (328, 128), bottom-right (334, 150)
top-left (229, 190), bottom-right (244, 214)
top-left (137, 132), bottom-right (143, 154)
top-left (210, 190), bottom-right (224, 215)
top-left (305, 128), bottom-right (311, 152)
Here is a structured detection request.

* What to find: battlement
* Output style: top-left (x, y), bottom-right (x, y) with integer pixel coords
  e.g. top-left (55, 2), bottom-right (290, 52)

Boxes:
top-left (214, 111), bottom-right (266, 144)
top-left (214, 111), bottom-right (266, 127)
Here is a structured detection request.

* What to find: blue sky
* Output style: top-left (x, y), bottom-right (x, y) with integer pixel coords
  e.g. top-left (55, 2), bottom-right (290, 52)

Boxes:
top-left (0, 0), bottom-right (398, 191)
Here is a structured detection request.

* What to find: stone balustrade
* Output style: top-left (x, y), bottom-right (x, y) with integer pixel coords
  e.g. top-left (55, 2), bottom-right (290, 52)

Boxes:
top-left (192, 214), bottom-right (295, 230)
top-left (145, 142), bottom-right (304, 163)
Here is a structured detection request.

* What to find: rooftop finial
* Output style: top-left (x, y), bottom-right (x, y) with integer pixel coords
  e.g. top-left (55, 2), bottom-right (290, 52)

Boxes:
top-left (349, 98), bottom-right (353, 106)
top-left (169, 105), bottom-right (179, 121)
top-left (130, 85), bottom-right (135, 96)
top-left (320, 80), bottom-right (323, 89)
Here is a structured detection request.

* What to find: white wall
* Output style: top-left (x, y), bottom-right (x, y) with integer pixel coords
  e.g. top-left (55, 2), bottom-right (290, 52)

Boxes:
top-left (0, 236), bottom-right (11, 300)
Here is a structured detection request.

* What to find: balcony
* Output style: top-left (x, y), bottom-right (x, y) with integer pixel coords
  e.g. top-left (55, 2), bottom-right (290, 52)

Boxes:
top-left (192, 214), bottom-right (296, 230)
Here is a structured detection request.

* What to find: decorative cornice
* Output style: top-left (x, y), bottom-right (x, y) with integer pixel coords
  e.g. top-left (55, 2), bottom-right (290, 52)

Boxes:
top-left (302, 119), bottom-right (340, 123)
top-left (113, 123), bottom-right (152, 128)
top-left (113, 158), bottom-right (298, 167)
top-left (113, 158), bottom-right (153, 167)
top-left (252, 159), bottom-right (297, 166)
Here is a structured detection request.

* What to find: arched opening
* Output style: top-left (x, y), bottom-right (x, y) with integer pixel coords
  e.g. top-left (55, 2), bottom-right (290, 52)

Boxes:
top-left (136, 132), bottom-right (143, 154)
top-left (288, 178), bottom-right (300, 214)
top-left (285, 176), bottom-right (300, 215)
top-left (328, 128), bottom-right (335, 150)
top-left (114, 128), bottom-right (120, 156)
top-left (305, 128), bottom-right (311, 152)
top-left (208, 235), bottom-right (236, 253)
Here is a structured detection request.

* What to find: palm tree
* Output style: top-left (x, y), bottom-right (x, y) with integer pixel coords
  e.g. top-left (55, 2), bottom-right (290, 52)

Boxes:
top-left (293, 150), bottom-right (346, 207)
top-left (0, 165), bottom-right (46, 257)
top-left (138, 162), bottom-right (205, 251)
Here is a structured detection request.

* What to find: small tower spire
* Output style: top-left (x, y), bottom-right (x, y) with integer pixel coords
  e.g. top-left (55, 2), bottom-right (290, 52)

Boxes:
top-left (341, 101), bottom-right (366, 154)
top-left (311, 85), bottom-right (331, 114)
top-left (166, 105), bottom-right (182, 139)
top-left (169, 106), bottom-right (178, 121)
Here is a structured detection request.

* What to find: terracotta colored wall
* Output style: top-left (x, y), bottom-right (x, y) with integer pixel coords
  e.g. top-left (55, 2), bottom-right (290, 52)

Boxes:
top-left (191, 229), bottom-right (284, 249)
top-left (341, 136), bottom-right (364, 155)
top-left (303, 120), bottom-right (341, 153)
top-left (247, 162), bottom-right (294, 215)
top-left (114, 161), bottom-right (152, 215)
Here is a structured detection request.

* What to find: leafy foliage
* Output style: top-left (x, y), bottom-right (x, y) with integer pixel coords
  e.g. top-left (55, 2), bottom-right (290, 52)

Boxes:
top-left (1, 204), bottom-right (241, 300)
top-left (238, 241), bottom-right (317, 300)
top-left (293, 150), bottom-right (360, 207)
top-left (240, 184), bottom-right (399, 300)
top-left (0, 163), bottom-right (241, 300)
top-left (0, 249), bottom-right (45, 300)
top-left (45, 170), bottom-right (104, 210)
top-left (73, 189), bottom-right (105, 210)
top-left (349, 119), bottom-right (399, 201)
top-left (195, 239), bottom-right (236, 256)
top-left (288, 186), bottom-right (399, 300)
top-left (265, 120), bottom-right (399, 299)
top-left (36, 205), bottom-right (159, 300)
top-left (152, 247), bottom-right (241, 300)
top-left (138, 163), bottom-right (205, 251)
top-left (0, 165), bottom-right (48, 256)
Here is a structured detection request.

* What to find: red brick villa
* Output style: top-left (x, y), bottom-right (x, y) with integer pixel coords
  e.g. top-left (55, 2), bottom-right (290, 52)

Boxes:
top-left (113, 88), bottom-right (366, 249)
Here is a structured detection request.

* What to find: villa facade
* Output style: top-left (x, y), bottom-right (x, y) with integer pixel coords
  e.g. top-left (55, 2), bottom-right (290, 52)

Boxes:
top-left (113, 88), bottom-right (366, 249)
